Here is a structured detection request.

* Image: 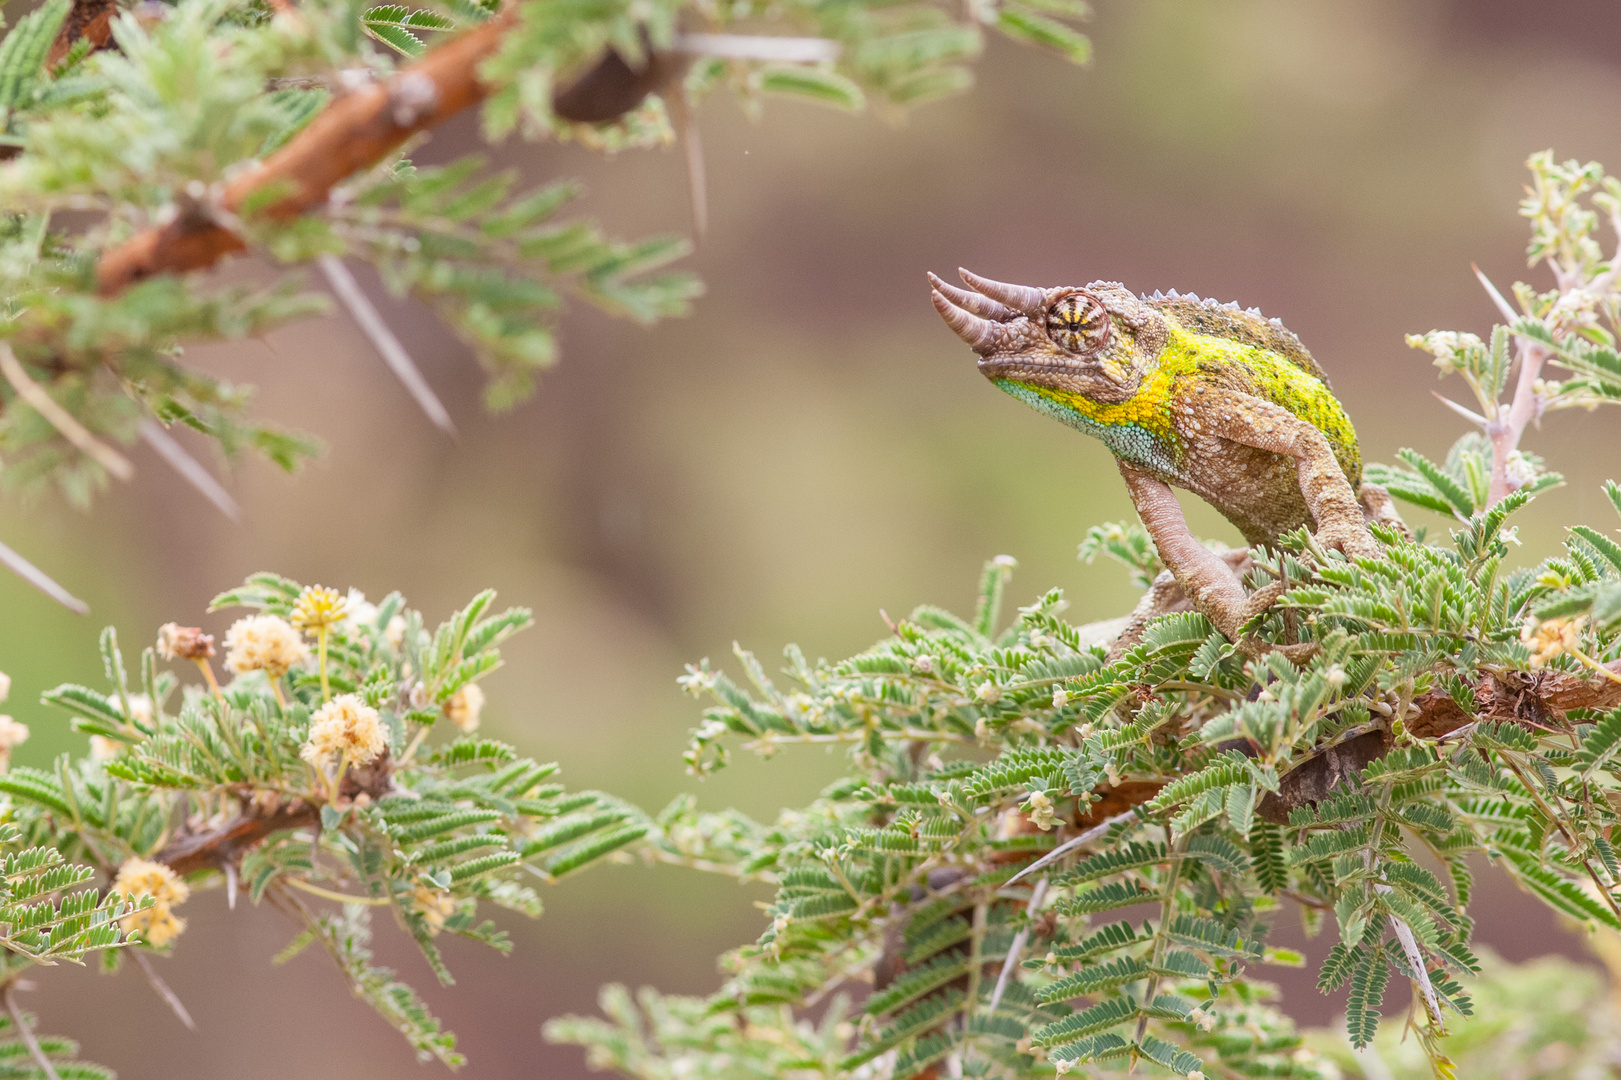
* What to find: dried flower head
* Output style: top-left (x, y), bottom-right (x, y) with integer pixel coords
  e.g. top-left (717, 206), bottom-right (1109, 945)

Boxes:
top-left (1522, 615), bottom-right (1583, 668)
top-left (0, 715), bottom-right (28, 752)
top-left (291, 585), bottom-right (347, 634)
top-left (224, 614), bottom-right (309, 677)
top-left (444, 683), bottom-right (485, 733)
top-left (113, 857), bottom-right (189, 947)
top-left (301, 693), bottom-right (387, 770)
top-left (156, 623), bottom-right (216, 661)
top-left (413, 886), bottom-right (456, 933)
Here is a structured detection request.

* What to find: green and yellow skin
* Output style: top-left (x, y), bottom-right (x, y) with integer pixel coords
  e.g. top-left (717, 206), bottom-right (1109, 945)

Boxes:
top-left (930, 269), bottom-right (1399, 651)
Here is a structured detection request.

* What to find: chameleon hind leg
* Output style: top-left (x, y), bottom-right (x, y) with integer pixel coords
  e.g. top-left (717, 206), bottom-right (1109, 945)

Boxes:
top-left (1118, 463), bottom-right (1311, 659)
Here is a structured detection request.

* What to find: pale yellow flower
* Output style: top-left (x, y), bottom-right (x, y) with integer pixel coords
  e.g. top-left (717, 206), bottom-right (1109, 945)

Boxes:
top-left (0, 715), bottom-right (29, 751)
top-left (113, 857), bottom-right (189, 947)
top-left (444, 683), bottom-right (485, 733)
top-left (0, 671), bottom-right (10, 703)
top-left (224, 614), bottom-right (309, 677)
top-left (1522, 615), bottom-right (1583, 668)
top-left (0, 715), bottom-right (26, 773)
top-left (89, 736), bottom-right (121, 762)
top-left (301, 694), bottom-right (387, 769)
top-left (413, 886), bottom-right (456, 934)
top-left (340, 589), bottom-right (377, 635)
top-left (124, 693), bottom-right (153, 727)
top-left (384, 615), bottom-right (407, 651)
top-left (290, 585), bottom-right (347, 634)
top-left (1025, 790), bottom-right (1056, 831)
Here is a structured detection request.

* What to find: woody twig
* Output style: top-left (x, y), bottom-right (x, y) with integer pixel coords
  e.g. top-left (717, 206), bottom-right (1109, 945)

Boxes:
top-left (95, 8), bottom-right (516, 296)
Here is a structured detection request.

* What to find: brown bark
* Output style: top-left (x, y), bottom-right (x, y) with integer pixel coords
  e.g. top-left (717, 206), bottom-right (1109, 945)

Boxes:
top-left (155, 799), bottom-right (319, 877)
top-left (95, 9), bottom-right (516, 296)
top-left (46, 0), bottom-right (117, 68)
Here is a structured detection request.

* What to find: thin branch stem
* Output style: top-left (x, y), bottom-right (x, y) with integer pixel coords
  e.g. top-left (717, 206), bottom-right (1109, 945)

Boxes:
top-left (284, 877), bottom-right (391, 906)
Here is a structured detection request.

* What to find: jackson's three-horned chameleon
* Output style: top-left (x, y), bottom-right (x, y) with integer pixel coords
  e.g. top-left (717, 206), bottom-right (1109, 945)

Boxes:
top-left (929, 268), bottom-right (1402, 654)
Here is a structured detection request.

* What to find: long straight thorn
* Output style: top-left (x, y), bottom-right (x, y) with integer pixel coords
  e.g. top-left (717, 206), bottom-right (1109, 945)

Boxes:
top-left (139, 420), bottom-right (242, 522)
top-left (1430, 391), bottom-right (1490, 428)
top-left (318, 255), bottom-right (456, 437)
top-left (132, 949), bottom-right (197, 1031)
top-left (4, 985), bottom-right (60, 1080)
top-left (1473, 263), bottom-right (1521, 325)
top-left (0, 538), bottom-right (88, 614)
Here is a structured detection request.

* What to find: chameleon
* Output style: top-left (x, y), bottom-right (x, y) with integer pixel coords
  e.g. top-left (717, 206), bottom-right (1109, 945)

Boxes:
top-left (929, 268), bottom-right (1402, 654)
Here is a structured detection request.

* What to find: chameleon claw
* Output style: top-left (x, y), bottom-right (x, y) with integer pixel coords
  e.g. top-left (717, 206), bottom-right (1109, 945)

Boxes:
top-left (931, 288), bottom-right (1002, 352)
top-left (926, 272), bottom-right (1016, 321)
top-left (957, 267), bottom-right (1046, 317)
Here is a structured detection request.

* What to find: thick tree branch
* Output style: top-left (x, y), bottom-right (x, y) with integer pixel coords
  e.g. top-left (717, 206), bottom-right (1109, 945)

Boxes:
top-left (95, 9), bottom-right (516, 296)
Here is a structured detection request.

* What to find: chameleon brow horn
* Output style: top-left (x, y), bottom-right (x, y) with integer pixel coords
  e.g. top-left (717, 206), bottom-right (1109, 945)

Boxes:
top-left (957, 268), bottom-right (1046, 316)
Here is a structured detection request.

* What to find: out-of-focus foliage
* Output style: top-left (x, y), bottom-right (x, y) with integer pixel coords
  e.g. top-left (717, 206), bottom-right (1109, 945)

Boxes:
top-left (1306, 945), bottom-right (1621, 1080)
top-left (0, 0), bottom-right (1092, 504)
top-left (4, 575), bottom-right (648, 1068)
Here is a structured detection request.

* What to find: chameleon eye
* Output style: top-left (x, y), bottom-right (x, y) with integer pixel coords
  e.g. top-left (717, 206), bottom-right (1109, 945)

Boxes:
top-left (1044, 292), bottom-right (1111, 355)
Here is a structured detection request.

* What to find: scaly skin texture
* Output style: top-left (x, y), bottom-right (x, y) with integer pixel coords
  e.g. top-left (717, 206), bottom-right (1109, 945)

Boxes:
top-left (930, 269), bottom-right (1402, 653)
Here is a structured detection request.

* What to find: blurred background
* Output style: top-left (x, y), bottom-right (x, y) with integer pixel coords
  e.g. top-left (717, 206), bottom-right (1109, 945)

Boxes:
top-left (6, 0), bottom-right (1621, 1074)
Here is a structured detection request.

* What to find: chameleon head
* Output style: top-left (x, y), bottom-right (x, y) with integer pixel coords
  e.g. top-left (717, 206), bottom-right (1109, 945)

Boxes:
top-left (928, 269), bottom-right (1166, 403)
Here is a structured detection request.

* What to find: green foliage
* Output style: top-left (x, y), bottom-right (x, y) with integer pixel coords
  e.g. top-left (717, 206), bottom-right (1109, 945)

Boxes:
top-left (2, 575), bottom-right (646, 1068)
top-left (0, 0), bottom-right (1091, 502)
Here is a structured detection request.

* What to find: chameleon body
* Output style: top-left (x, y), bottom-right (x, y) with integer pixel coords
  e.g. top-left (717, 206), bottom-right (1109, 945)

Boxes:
top-left (930, 269), bottom-right (1396, 651)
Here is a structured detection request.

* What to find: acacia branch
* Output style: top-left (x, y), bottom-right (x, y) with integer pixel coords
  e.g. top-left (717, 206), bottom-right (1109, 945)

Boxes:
top-left (95, 9), bottom-right (516, 296)
top-left (154, 800), bottom-right (319, 877)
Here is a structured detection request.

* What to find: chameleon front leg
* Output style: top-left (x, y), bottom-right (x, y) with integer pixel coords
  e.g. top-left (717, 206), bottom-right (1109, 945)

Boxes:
top-left (1117, 462), bottom-right (1262, 645)
top-left (1192, 390), bottom-right (1381, 560)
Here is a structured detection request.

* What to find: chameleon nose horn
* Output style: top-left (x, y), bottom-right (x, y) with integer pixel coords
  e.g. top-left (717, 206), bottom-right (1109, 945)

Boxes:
top-left (957, 268), bottom-right (1046, 317)
top-left (930, 281), bottom-right (1001, 353)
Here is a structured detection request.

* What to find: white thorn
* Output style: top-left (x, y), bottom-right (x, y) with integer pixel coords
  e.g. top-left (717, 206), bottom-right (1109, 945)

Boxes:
top-left (0, 343), bottom-right (132, 481)
top-left (1431, 391), bottom-right (1490, 428)
top-left (1149, 290), bottom-right (1165, 300)
top-left (318, 255), bottom-right (456, 437)
top-left (986, 877), bottom-right (1048, 1017)
top-left (1185, 292), bottom-right (1201, 302)
top-left (1472, 263), bottom-right (1520, 325)
top-left (1166, 288), bottom-right (1180, 299)
top-left (132, 949), bottom-right (197, 1031)
top-left (0, 538), bottom-right (87, 614)
top-left (671, 33), bottom-right (841, 62)
top-left (5, 986), bottom-right (61, 1080)
top-left (225, 862), bottom-right (238, 911)
top-left (1007, 808), bottom-right (1140, 885)
top-left (139, 420), bottom-right (241, 522)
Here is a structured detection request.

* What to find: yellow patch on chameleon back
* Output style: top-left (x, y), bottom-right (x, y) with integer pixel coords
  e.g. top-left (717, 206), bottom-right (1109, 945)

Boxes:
top-left (1160, 319), bottom-right (1362, 484)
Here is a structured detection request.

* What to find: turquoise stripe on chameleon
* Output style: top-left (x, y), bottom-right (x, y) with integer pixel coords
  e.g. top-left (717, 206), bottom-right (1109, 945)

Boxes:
top-left (996, 380), bottom-right (1185, 481)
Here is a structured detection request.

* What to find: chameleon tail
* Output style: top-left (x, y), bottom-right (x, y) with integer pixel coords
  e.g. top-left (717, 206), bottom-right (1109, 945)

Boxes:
top-left (1358, 482), bottom-right (1409, 537)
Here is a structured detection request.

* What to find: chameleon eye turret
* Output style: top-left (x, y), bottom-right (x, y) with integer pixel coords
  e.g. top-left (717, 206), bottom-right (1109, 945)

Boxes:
top-left (1044, 290), bottom-right (1111, 355)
